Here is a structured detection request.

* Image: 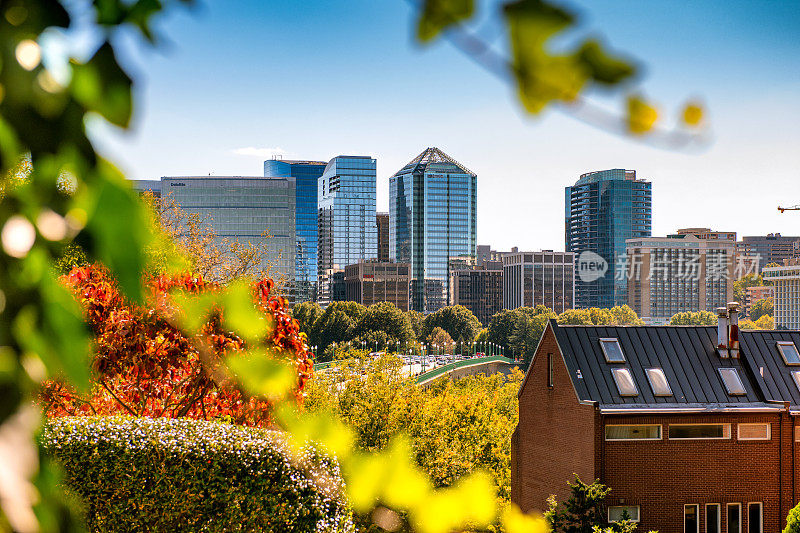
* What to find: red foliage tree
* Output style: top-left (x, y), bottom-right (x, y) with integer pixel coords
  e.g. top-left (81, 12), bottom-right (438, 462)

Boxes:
top-left (41, 265), bottom-right (312, 427)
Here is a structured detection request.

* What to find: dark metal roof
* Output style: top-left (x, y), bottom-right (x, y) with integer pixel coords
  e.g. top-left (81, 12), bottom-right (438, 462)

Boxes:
top-left (550, 321), bottom-right (768, 407)
top-left (740, 330), bottom-right (800, 409)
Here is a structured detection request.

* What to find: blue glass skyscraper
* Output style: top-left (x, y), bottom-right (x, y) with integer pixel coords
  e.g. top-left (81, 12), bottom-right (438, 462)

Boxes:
top-left (317, 156), bottom-right (378, 305)
top-left (264, 159), bottom-right (327, 303)
top-left (565, 169), bottom-right (651, 309)
top-left (389, 147), bottom-right (477, 313)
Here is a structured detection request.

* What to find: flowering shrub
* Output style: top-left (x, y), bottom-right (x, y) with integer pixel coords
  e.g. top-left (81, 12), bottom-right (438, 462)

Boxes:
top-left (40, 265), bottom-right (312, 426)
top-left (40, 417), bottom-right (354, 532)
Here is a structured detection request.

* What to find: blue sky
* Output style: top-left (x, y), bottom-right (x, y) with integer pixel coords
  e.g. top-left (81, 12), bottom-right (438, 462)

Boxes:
top-left (87, 0), bottom-right (800, 250)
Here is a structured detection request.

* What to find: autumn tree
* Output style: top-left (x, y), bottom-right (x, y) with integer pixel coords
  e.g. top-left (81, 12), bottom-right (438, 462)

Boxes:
top-left (427, 327), bottom-right (455, 353)
top-left (750, 297), bottom-right (774, 322)
top-left (669, 311), bottom-right (718, 326)
top-left (41, 265), bottom-right (312, 426)
top-left (423, 305), bottom-right (482, 343)
top-left (734, 273), bottom-right (766, 303)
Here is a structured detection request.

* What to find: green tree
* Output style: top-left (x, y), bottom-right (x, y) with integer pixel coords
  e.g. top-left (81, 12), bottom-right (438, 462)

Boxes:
top-left (352, 302), bottom-right (415, 351)
top-left (407, 309), bottom-right (425, 341)
top-left (545, 475), bottom-right (611, 533)
top-left (292, 301), bottom-right (323, 338)
top-left (427, 327), bottom-right (455, 353)
top-left (311, 301), bottom-right (366, 359)
top-left (608, 305), bottom-right (646, 325)
top-left (784, 500), bottom-right (800, 533)
top-left (734, 273), bottom-right (764, 303)
top-left (423, 305), bottom-right (481, 343)
top-left (669, 310), bottom-right (718, 325)
top-left (510, 310), bottom-right (557, 364)
top-left (755, 314), bottom-right (774, 330)
top-left (750, 297), bottom-right (774, 322)
top-left (557, 309), bottom-right (595, 325)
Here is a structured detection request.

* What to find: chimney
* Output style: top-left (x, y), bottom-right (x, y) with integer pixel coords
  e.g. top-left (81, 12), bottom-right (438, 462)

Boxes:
top-left (727, 302), bottom-right (740, 359)
top-left (716, 307), bottom-right (729, 358)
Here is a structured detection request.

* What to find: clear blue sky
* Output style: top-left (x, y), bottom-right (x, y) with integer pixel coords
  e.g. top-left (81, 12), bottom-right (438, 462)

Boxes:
top-left (86, 0), bottom-right (800, 250)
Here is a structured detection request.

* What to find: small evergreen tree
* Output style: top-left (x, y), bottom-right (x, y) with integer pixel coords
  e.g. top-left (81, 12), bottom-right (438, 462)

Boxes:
top-left (784, 500), bottom-right (800, 533)
top-left (545, 476), bottom-right (647, 533)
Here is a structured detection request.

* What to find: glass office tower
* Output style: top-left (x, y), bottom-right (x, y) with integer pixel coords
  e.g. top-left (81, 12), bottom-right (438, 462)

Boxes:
top-left (161, 176), bottom-right (296, 292)
top-left (565, 169), bottom-right (651, 309)
top-left (264, 159), bottom-right (327, 303)
top-left (317, 156), bottom-right (378, 305)
top-left (389, 147), bottom-right (477, 313)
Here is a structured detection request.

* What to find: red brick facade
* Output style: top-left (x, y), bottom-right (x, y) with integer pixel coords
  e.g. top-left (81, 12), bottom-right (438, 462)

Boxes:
top-left (512, 326), bottom-right (596, 512)
top-left (512, 324), bottom-right (799, 532)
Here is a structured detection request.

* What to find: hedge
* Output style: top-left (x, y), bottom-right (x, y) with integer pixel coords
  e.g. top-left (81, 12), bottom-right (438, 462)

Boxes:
top-left (40, 417), bottom-right (354, 532)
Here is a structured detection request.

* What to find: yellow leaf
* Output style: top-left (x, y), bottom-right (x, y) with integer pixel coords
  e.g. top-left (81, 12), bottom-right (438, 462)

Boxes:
top-left (626, 95), bottom-right (658, 134)
top-left (221, 281), bottom-right (268, 343)
top-left (502, 503), bottom-right (549, 533)
top-left (682, 101), bottom-right (704, 126)
top-left (226, 350), bottom-right (296, 400)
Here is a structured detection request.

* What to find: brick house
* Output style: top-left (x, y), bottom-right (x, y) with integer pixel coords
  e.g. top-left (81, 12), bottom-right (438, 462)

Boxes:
top-left (512, 307), bottom-right (800, 533)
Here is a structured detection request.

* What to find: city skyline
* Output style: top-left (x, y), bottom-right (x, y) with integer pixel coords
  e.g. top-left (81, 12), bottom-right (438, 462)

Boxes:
top-left (91, 0), bottom-right (798, 252)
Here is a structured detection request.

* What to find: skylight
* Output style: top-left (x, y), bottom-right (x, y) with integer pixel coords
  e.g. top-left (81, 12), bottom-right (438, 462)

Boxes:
top-left (645, 368), bottom-right (673, 396)
top-left (718, 368), bottom-right (746, 395)
top-left (600, 338), bottom-right (626, 363)
top-left (611, 368), bottom-right (638, 396)
top-left (777, 342), bottom-right (800, 366)
top-left (792, 371), bottom-right (800, 394)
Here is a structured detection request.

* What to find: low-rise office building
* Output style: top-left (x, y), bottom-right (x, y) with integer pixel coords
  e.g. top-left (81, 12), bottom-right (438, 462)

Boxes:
top-left (763, 258), bottom-right (800, 330)
top-left (449, 267), bottom-right (503, 325)
top-left (626, 234), bottom-right (735, 324)
top-left (344, 261), bottom-right (410, 311)
top-left (502, 250), bottom-right (574, 313)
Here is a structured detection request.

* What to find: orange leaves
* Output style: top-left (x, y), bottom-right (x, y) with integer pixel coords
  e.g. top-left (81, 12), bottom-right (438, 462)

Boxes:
top-left (42, 264), bottom-right (312, 426)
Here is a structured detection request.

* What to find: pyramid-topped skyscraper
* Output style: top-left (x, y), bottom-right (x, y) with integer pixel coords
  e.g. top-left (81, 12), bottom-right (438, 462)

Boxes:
top-left (389, 147), bottom-right (477, 314)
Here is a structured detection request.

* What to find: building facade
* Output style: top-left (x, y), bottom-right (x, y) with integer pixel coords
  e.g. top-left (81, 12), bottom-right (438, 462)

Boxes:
top-left (676, 227), bottom-right (737, 241)
top-left (763, 258), bottom-right (800, 330)
top-left (376, 212), bottom-right (390, 262)
top-left (512, 317), bottom-right (800, 533)
top-left (389, 147), bottom-right (477, 314)
top-left (344, 261), bottom-right (411, 311)
top-left (317, 156), bottom-right (378, 305)
top-left (131, 180), bottom-right (161, 197)
top-left (565, 169), bottom-right (651, 309)
top-left (626, 234), bottom-right (735, 324)
top-left (745, 285), bottom-right (774, 318)
top-left (449, 267), bottom-right (503, 325)
top-left (264, 158), bottom-right (327, 302)
top-left (160, 176), bottom-right (296, 288)
top-left (740, 234), bottom-right (800, 270)
top-left (502, 251), bottom-right (575, 313)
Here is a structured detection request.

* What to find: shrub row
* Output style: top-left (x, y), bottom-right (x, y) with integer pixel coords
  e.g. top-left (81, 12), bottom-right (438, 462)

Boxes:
top-left (40, 417), bottom-right (354, 532)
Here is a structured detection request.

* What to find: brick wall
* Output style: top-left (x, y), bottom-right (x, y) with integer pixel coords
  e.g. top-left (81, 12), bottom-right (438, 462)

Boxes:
top-left (599, 411), bottom-right (795, 532)
top-left (512, 325), bottom-right (596, 513)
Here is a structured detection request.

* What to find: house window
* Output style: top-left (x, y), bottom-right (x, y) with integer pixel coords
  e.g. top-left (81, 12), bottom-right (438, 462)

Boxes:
top-left (719, 368), bottom-right (747, 395)
top-left (738, 423), bottom-right (771, 441)
top-left (645, 368), bottom-right (673, 396)
top-left (611, 368), bottom-right (638, 396)
top-left (777, 341), bottom-right (800, 365)
top-left (748, 503), bottom-right (762, 533)
top-left (608, 506), bottom-right (640, 523)
top-left (669, 424), bottom-right (731, 440)
top-left (547, 353), bottom-right (553, 388)
top-left (706, 504), bottom-right (721, 533)
top-left (795, 426), bottom-right (800, 442)
top-left (728, 503), bottom-right (741, 533)
top-left (605, 425), bottom-right (661, 441)
top-left (600, 338), bottom-right (625, 363)
top-left (685, 504), bottom-right (699, 533)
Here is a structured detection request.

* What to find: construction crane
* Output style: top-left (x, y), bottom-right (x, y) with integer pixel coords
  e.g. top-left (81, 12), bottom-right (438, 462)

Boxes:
top-left (778, 205), bottom-right (800, 213)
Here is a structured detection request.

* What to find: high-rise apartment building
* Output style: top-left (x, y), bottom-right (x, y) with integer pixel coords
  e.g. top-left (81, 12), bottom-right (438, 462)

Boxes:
top-left (376, 212), bottom-right (389, 262)
top-left (762, 258), bottom-right (800, 330)
top-left (625, 234), bottom-right (735, 324)
top-left (345, 261), bottom-right (411, 311)
top-left (264, 158), bottom-right (327, 303)
top-left (565, 169), bottom-right (651, 309)
top-left (389, 147), bottom-right (477, 313)
top-left (317, 156), bottom-right (378, 305)
top-left (449, 267), bottom-right (503, 325)
top-left (740, 234), bottom-right (800, 270)
top-left (160, 176), bottom-right (296, 288)
top-left (502, 251), bottom-right (575, 313)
